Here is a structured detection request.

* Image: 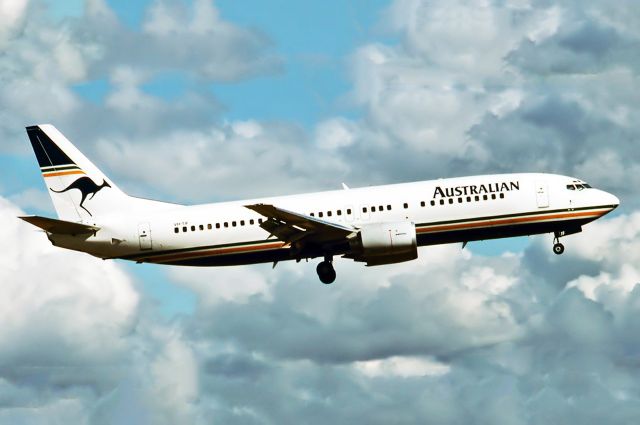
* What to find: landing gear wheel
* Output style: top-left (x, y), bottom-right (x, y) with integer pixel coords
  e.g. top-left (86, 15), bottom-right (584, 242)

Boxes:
top-left (553, 242), bottom-right (565, 255)
top-left (316, 261), bottom-right (336, 284)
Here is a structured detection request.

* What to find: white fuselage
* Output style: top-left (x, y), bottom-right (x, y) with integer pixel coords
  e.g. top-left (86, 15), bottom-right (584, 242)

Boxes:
top-left (49, 173), bottom-right (619, 267)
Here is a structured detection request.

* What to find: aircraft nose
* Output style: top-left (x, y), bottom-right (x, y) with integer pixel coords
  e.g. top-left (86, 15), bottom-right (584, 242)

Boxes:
top-left (603, 191), bottom-right (620, 210)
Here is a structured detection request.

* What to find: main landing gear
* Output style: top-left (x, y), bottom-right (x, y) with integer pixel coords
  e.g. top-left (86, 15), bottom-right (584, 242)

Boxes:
top-left (316, 255), bottom-right (336, 284)
top-left (553, 232), bottom-right (565, 255)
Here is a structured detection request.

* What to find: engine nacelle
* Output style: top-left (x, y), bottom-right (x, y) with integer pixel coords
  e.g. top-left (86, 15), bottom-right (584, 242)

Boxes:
top-left (349, 221), bottom-right (418, 266)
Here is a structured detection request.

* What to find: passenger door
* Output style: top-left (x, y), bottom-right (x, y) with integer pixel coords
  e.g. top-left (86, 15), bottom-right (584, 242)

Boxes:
top-left (535, 181), bottom-right (549, 208)
top-left (138, 222), bottom-right (152, 250)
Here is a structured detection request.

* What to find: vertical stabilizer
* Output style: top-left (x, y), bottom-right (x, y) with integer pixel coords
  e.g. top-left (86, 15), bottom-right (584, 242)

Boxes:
top-left (26, 124), bottom-right (129, 222)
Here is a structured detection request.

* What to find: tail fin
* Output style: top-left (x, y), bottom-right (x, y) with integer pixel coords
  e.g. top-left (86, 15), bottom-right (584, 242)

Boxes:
top-left (26, 124), bottom-right (129, 221)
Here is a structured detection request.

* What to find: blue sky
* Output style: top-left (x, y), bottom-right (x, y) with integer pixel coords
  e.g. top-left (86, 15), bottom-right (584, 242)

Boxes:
top-left (1, 0), bottom-right (639, 423)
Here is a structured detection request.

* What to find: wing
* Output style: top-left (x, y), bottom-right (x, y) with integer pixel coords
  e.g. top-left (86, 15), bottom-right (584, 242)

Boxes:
top-left (19, 215), bottom-right (99, 235)
top-left (245, 203), bottom-right (355, 245)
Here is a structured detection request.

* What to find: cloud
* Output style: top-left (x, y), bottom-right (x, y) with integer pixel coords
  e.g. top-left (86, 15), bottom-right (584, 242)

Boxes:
top-left (0, 0), bottom-right (281, 156)
top-left (307, 0), bottom-right (640, 203)
top-left (167, 212), bottom-right (640, 423)
top-left (3, 0), bottom-right (640, 423)
top-left (78, 0), bottom-right (281, 83)
top-left (0, 196), bottom-right (136, 417)
top-left (0, 0), bottom-right (29, 47)
top-left (314, 118), bottom-right (358, 151)
top-left (93, 121), bottom-right (350, 201)
top-left (0, 196), bottom-right (204, 423)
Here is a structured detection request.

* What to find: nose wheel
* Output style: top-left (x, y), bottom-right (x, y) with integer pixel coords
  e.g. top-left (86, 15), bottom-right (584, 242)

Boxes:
top-left (316, 257), bottom-right (336, 284)
top-left (553, 233), bottom-right (565, 255)
top-left (553, 242), bottom-right (565, 255)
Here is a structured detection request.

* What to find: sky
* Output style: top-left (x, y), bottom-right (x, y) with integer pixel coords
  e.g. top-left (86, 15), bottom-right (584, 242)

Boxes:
top-left (1, 0), bottom-right (640, 423)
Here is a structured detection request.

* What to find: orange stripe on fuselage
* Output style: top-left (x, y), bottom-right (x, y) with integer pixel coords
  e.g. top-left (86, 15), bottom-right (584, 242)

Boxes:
top-left (43, 170), bottom-right (85, 177)
top-left (139, 208), bottom-right (609, 263)
top-left (152, 241), bottom-right (287, 263)
top-left (417, 209), bottom-right (608, 234)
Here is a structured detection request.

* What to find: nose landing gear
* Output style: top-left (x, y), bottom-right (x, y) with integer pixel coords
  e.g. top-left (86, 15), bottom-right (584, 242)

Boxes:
top-left (553, 232), bottom-right (565, 255)
top-left (316, 256), bottom-right (336, 284)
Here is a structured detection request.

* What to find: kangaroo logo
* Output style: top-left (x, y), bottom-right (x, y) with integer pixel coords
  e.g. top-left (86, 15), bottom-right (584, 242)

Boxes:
top-left (50, 177), bottom-right (111, 216)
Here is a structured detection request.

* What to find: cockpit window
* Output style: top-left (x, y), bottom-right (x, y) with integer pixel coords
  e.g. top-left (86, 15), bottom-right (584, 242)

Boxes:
top-left (567, 182), bottom-right (593, 191)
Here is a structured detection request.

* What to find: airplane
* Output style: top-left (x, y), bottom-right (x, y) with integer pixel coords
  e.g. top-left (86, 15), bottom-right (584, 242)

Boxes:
top-left (19, 124), bottom-right (620, 284)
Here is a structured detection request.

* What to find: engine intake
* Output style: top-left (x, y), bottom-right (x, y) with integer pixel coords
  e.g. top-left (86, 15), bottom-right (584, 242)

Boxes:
top-left (349, 221), bottom-right (418, 266)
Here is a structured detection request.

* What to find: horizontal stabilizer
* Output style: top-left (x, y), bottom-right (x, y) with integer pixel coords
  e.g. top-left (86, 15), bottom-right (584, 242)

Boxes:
top-left (19, 215), bottom-right (99, 235)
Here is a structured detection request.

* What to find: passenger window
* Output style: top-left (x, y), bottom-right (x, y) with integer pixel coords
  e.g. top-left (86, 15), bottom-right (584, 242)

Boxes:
top-left (379, 205), bottom-right (383, 211)
top-left (258, 218), bottom-right (263, 224)
top-left (440, 200), bottom-right (445, 205)
top-left (319, 212), bottom-right (324, 218)
top-left (327, 211), bottom-right (332, 217)
top-left (241, 220), bottom-right (245, 226)
top-left (483, 195), bottom-right (488, 200)
top-left (491, 194), bottom-right (496, 200)
top-left (207, 224), bottom-right (212, 230)
top-left (310, 213), bottom-right (315, 217)
top-left (337, 210), bottom-right (342, 216)
top-left (347, 208), bottom-right (352, 214)
top-left (387, 205), bottom-right (391, 211)
top-left (466, 196), bottom-right (471, 202)
top-left (420, 201), bottom-right (426, 207)
top-left (232, 221), bottom-right (237, 227)
top-left (224, 222), bottom-right (229, 228)
top-left (362, 207), bottom-right (367, 213)
top-left (475, 196), bottom-right (480, 201)
top-left (499, 193), bottom-right (504, 199)
top-left (430, 200), bottom-right (435, 206)
top-left (250, 219), bottom-right (255, 225)
top-left (174, 228), bottom-right (179, 234)
top-left (403, 203), bottom-right (408, 209)
top-left (458, 198), bottom-right (463, 203)
top-left (199, 224), bottom-right (204, 231)
top-left (191, 225), bottom-right (196, 231)
top-left (183, 226), bottom-right (187, 232)
top-left (449, 199), bottom-right (454, 204)
top-left (371, 206), bottom-right (376, 212)
top-left (216, 223), bottom-right (220, 229)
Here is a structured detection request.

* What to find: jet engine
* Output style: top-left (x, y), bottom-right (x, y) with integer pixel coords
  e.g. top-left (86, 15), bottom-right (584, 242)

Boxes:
top-left (348, 221), bottom-right (418, 266)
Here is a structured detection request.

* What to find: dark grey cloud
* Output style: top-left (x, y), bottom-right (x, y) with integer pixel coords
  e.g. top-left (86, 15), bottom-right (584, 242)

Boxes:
top-left (508, 19), bottom-right (639, 75)
top-left (468, 93), bottom-right (640, 201)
